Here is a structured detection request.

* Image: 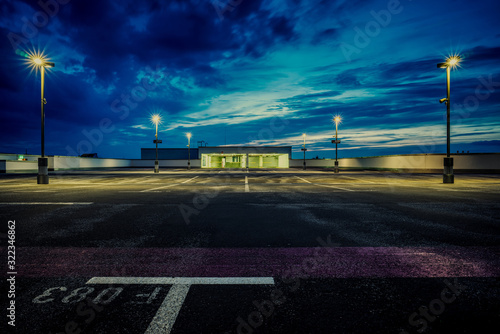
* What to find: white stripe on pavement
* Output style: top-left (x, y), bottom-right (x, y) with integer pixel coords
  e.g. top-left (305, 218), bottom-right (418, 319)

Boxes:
top-left (86, 277), bottom-right (275, 285)
top-left (295, 176), bottom-right (354, 192)
top-left (1, 202), bottom-right (94, 205)
top-left (141, 176), bottom-right (199, 192)
top-left (245, 176), bottom-right (250, 192)
top-left (144, 284), bottom-right (190, 334)
top-left (340, 175), bottom-right (376, 183)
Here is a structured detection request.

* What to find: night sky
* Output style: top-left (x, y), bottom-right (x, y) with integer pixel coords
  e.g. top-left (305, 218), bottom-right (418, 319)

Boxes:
top-left (1, 0), bottom-right (499, 159)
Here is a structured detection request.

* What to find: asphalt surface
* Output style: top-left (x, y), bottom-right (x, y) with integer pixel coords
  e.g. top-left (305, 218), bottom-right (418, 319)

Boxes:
top-left (0, 169), bottom-right (499, 334)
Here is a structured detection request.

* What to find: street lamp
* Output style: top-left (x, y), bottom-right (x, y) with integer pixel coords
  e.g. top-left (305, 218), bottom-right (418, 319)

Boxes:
top-left (152, 114), bottom-right (161, 173)
top-left (187, 132), bottom-right (192, 170)
top-left (332, 116), bottom-right (341, 173)
top-left (301, 133), bottom-right (307, 170)
top-left (437, 55), bottom-right (461, 184)
top-left (30, 55), bottom-right (55, 184)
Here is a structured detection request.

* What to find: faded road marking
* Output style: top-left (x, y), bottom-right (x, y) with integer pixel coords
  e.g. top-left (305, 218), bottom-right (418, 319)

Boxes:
top-left (245, 176), bottom-right (250, 192)
top-left (141, 176), bottom-right (199, 192)
top-left (86, 277), bottom-right (275, 285)
top-left (295, 176), bottom-right (354, 192)
top-left (1, 202), bottom-right (93, 205)
top-left (87, 276), bottom-right (275, 334)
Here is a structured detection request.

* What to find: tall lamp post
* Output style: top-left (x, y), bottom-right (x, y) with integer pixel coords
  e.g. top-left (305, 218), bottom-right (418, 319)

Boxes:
top-left (301, 133), bottom-right (307, 170)
top-left (437, 55), bottom-right (460, 184)
top-left (31, 56), bottom-right (55, 184)
top-left (332, 116), bottom-right (341, 173)
top-left (152, 115), bottom-right (161, 173)
top-left (187, 132), bottom-right (192, 170)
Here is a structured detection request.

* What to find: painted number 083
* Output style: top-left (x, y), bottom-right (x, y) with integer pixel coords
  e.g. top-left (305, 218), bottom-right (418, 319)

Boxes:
top-left (33, 286), bottom-right (123, 305)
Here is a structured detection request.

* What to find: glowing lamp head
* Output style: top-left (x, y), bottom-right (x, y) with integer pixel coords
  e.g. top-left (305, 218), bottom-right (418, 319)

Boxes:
top-left (446, 55), bottom-right (460, 68)
top-left (187, 132), bottom-right (192, 139)
top-left (151, 115), bottom-right (160, 125)
top-left (24, 50), bottom-right (55, 73)
top-left (333, 116), bottom-right (341, 125)
top-left (437, 55), bottom-right (461, 69)
top-left (30, 56), bottom-right (54, 67)
top-left (33, 57), bottom-right (44, 66)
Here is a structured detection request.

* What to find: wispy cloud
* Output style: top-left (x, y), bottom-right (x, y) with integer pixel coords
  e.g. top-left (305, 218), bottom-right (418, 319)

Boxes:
top-left (1, 0), bottom-right (499, 158)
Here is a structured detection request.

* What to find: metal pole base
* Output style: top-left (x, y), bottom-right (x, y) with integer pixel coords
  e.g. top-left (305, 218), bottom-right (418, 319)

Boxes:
top-left (303, 163), bottom-right (306, 171)
top-left (37, 157), bottom-right (49, 184)
top-left (154, 161), bottom-right (159, 173)
top-left (334, 161), bottom-right (339, 174)
top-left (37, 174), bottom-right (49, 184)
top-left (443, 174), bottom-right (454, 183)
top-left (188, 162), bottom-right (191, 170)
top-left (443, 157), bottom-right (454, 184)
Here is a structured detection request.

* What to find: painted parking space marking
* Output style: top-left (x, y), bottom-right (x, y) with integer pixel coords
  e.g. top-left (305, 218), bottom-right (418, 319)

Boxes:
top-left (22, 190), bottom-right (56, 193)
top-left (144, 284), bottom-right (189, 334)
top-left (141, 176), bottom-right (199, 192)
top-left (245, 175), bottom-right (250, 192)
top-left (86, 277), bottom-right (275, 285)
top-left (0, 202), bottom-right (94, 205)
top-left (86, 277), bottom-right (274, 334)
top-left (295, 176), bottom-right (354, 192)
top-left (340, 175), bottom-right (376, 183)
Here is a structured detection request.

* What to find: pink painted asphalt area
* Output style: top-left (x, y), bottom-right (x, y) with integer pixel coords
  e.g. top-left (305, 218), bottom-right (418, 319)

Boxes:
top-left (13, 246), bottom-right (500, 278)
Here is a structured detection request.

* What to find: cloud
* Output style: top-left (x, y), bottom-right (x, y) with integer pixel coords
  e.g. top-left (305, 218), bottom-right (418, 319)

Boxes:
top-left (1, 0), bottom-right (499, 159)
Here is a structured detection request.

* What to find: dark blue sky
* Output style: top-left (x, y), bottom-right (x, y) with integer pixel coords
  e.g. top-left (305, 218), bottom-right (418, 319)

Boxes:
top-left (1, 0), bottom-right (499, 159)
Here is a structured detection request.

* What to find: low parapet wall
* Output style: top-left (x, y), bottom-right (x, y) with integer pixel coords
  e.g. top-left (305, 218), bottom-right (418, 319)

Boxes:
top-left (0, 160), bottom-right (38, 173)
top-left (131, 160), bottom-right (201, 168)
top-left (290, 153), bottom-right (500, 172)
top-left (1, 153), bottom-right (499, 173)
top-left (51, 156), bottom-right (132, 170)
top-left (0, 156), bottom-right (202, 172)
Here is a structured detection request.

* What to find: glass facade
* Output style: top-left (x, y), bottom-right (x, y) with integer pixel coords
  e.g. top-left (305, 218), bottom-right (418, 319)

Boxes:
top-left (201, 153), bottom-right (289, 168)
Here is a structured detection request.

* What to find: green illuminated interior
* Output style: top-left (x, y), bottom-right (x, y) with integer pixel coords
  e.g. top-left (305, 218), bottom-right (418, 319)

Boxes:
top-left (201, 154), bottom-right (288, 168)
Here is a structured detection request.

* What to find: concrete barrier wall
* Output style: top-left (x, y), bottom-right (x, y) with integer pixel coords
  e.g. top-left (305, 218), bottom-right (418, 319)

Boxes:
top-left (131, 159), bottom-right (201, 168)
top-left (2, 153), bottom-right (499, 173)
top-left (290, 153), bottom-right (500, 171)
top-left (51, 156), bottom-right (132, 170)
top-left (0, 160), bottom-right (39, 173)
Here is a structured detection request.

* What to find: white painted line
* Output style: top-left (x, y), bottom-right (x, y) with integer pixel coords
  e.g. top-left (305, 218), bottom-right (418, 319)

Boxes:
top-left (144, 284), bottom-right (190, 334)
top-left (116, 178), bottom-right (132, 184)
top-left (317, 184), bottom-right (354, 191)
top-left (141, 176), bottom-right (199, 192)
top-left (119, 191), bottom-right (161, 193)
top-left (429, 187), bottom-right (463, 192)
top-left (295, 176), bottom-right (354, 192)
top-left (383, 183), bottom-right (462, 191)
top-left (1, 202), bottom-right (94, 205)
top-left (340, 175), bottom-right (375, 184)
top-left (138, 176), bottom-right (153, 183)
top-left (86, 277), bottom-right (275, 285)
top-left (295, 176), bottom-right (311, 183)
top-left (245, 176), bottom-right (250, 192)
top-left (22, 190), bottom-right (56, 193)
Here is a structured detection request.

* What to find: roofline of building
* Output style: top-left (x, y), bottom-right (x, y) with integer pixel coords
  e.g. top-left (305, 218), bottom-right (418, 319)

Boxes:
top-left (200, 146), bottom-right (292, 148)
